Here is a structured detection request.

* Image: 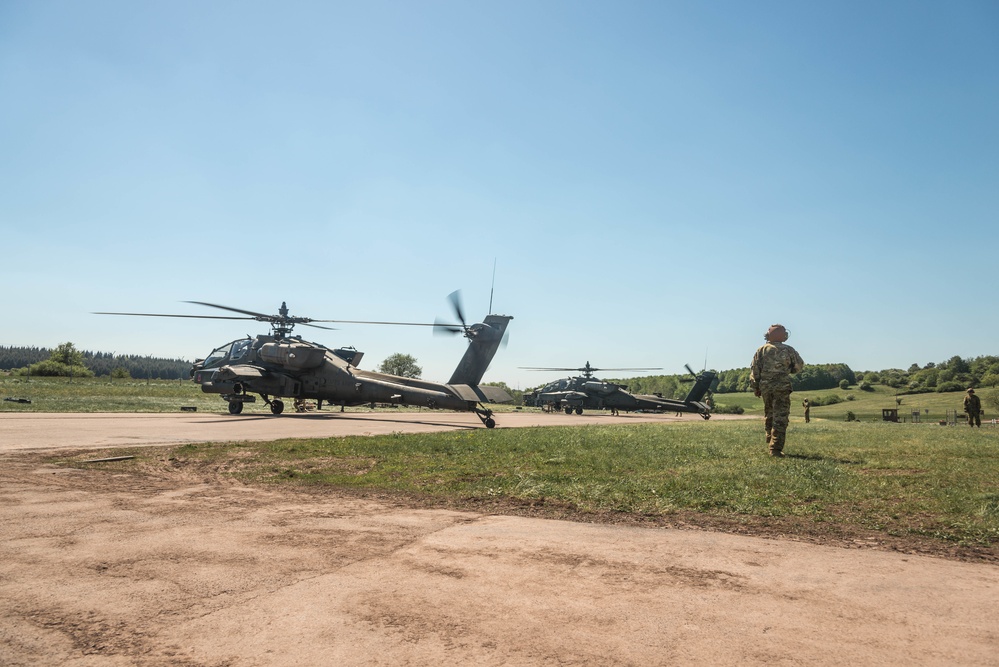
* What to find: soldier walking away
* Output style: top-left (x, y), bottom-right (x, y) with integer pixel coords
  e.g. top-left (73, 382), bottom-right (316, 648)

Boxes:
top-left (964, 388), bottom-right (982, 428)
top-left (750, 324), bottom-right (805, 457)
top-left (802, 398), bottom-right (811, 423)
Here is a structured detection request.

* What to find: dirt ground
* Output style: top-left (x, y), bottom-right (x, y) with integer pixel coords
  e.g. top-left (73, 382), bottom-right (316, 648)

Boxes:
top-left (2, 412), bottom-right (998, 666)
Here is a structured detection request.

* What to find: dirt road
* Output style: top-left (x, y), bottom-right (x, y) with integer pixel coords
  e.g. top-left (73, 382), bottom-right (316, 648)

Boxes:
top-left (2, 413), bottom-right (997, 666)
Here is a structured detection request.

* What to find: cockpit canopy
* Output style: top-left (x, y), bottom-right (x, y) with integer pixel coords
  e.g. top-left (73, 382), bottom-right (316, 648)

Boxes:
top-left (203, 338), bottom-right (253, 368)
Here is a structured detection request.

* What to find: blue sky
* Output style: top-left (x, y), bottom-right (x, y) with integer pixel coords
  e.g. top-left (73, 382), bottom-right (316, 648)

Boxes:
top-left (2, 0), bottom-right (996, 389)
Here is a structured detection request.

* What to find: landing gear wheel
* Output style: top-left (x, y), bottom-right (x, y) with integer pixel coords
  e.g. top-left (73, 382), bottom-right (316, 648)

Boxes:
top-left (564, 406), bottom-right (572, 415)
top-left (574, 407), bottom-right (583, 415)
top-left (270, 399), bottom-right (284, 415)
top-left (484, 417), bottom-right (496, 429)
top-left (701, 413), bottom-right (711, 420)
top-left (228, 401), bottom-right (243, 415)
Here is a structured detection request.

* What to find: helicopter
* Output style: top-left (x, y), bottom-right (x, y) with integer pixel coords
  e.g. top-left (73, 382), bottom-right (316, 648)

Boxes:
top-left (94, 294), bottom-right (513, 428)
top-left (520, 362), bottom-right (716, 418)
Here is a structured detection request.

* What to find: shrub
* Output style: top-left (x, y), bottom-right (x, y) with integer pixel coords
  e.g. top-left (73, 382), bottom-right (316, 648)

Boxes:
top-left (15, 360), bottom-right (95, 378)
top-left (713, 404), bottom-right (745, 415)
top-left (839, 379), bottom-right (850, 390)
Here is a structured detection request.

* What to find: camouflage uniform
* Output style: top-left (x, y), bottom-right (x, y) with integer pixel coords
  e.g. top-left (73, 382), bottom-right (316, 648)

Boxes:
top-left (802, 398), bottom-right (810, 423)
top-left (964, 389), bottom-right (982, 428)
top-left (750, 339), bottom-right (805, 455)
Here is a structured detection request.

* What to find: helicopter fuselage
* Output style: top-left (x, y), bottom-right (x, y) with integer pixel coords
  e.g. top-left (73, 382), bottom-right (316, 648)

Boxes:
top-left (523, 372), bottom-right (714, 418)
top-left (191, 328), bottom-right (511, 424)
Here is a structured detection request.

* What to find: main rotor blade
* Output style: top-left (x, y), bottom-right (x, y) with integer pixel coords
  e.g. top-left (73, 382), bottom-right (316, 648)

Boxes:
top-left (93, 312), bottom-right (255, 321)
top-left (519, 366), bottom-right (662, 372)
top-left (318, 319), bottom-right (462, 327)
top-left (183, 301), bottom-right (274, 319)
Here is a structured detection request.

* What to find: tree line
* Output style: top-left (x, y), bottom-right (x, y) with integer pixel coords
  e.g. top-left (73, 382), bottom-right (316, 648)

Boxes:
top-left (605, 355), bottom-right (999, 399)
top-left (1, 344), bottom-right (193, 380)
top-left (5, 343), bottom-right (998, 395)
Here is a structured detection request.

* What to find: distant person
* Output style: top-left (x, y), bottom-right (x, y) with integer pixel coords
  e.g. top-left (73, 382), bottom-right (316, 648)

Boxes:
top-left (802, 398), bottom-right (811, 423)
top-left (749, 324), bottom-right (805, 457)
top-left (964, 388), bottom-right (982, 428)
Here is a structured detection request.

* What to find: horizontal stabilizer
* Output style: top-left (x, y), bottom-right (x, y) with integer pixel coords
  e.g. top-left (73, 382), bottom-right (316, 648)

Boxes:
top-left (448, 384), bottom-right (513, 404)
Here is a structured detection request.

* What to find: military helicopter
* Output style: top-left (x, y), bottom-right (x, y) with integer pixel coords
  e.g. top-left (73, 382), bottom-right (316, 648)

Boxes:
top-left (520, 362), bottom-right (715, 418)
top-left (95, 294), bottom-right (513, 427)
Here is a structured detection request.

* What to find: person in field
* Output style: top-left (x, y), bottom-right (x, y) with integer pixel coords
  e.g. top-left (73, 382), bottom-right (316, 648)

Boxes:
top-left (750, 324), bottom-right (805, 457)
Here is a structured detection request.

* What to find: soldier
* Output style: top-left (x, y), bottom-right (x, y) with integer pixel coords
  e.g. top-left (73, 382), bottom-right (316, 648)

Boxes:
top-left (802, 398), bottom-right (811, 423)
top-left (964, 388), bottom-right (982, 428)
top-left (749, 324), bottom-right (805, 457)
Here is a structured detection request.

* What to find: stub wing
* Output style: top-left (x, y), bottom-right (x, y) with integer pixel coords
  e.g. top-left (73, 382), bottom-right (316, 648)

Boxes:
top-left (447, 384), bottom-right (513, 404)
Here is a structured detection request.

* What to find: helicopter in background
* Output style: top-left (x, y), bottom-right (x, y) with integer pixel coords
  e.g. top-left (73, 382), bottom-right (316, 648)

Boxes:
top-left (520, 362), bottom-right (715, 418)
top-left (95, 293), bottom-right (513, 428)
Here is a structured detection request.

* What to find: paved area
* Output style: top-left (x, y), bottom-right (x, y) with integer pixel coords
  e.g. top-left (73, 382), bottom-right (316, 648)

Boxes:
top-left (0, 410), bottom-right (723, 452)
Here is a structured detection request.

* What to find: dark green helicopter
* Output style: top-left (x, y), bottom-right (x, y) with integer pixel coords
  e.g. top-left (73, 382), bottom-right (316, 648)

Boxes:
top-left (95, 293), bottom-right (513, 428)
top-left (521, 362), bottom-right (715, 418)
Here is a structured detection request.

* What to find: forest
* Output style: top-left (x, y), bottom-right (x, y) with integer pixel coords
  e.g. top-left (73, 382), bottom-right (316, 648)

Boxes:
top-left (0, 345), bottom-right (192, 380)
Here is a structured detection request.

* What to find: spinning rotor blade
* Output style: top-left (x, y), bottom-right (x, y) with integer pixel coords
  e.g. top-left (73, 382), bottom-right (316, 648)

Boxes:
top-left (434, 290), bottom-right (471, 337)
top-left (183, 301), bottom-right (274, 320)
top-left (448, 290), bottom-right (467, 329)
top-left (93, 311), bottom-right (254, 321)
top-left (519, 366), bottom-right (662, 373)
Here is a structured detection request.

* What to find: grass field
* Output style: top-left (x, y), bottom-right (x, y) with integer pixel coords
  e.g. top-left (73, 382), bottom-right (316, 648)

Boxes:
top-left (10, 375), bottom-right (997, 558)
top-left (715, 383), bottom-right (990, 424)
top-left (3, 375), bottom-right (989, 424)
top-left (60, 416), bottom-right (999, 559)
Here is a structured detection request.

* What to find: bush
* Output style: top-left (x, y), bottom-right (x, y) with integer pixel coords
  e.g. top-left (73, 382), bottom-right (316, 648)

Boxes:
top-left (839, 379), bottom-right (850, 390)
top-left (15, 360), bottom-right (95, 378)
top-left (713, 404), bottom-right (745, 414)
top-left (937, 381), bottom-right (965, 393)
top-left (859, 382), bottom-right (874, 392)
top-left (811, 395), bottom-right (843, 407)
top-left (846, 411), bottom-right (856, 422)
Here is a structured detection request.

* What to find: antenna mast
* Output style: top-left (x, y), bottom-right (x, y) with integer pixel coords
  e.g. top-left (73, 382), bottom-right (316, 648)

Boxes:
top-left (488, 258), bottom-right (497, 314)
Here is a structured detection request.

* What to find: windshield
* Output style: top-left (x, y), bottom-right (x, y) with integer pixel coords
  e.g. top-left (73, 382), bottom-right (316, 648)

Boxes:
top-left (230, 338), bottom-right (252, 361)
top-left (203, 341), bottom-right (237, 368)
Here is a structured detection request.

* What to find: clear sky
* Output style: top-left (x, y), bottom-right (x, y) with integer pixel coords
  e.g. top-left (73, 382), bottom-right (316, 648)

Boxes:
top-left (2, 0), bottom-right (996, 389)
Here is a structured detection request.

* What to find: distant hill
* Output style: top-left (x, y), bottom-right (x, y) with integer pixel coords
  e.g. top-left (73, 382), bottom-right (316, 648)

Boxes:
top-left (0, 346), bottom-right (192, 380)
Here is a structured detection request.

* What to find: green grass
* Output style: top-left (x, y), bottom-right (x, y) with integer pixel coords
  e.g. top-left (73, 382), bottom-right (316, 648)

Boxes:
top-left (0, 375), bottom-right (526, 414)
top-left (0, 376), bottom-right (225, 413)
top-left (715, 384), bottom-right (984, 424)
top-left (75, 419), bottom-right (999, 552)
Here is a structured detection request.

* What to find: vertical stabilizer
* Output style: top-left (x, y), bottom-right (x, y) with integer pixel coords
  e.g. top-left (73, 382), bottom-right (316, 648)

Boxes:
top-left (683, 370), bottom-right (717, 404)
top-left (448, 314), bottom-right (513, 386)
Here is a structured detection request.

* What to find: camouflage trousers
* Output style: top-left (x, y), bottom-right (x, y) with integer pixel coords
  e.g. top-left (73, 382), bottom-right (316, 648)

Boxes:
top-left (762, 388), bottom-right (792, 453)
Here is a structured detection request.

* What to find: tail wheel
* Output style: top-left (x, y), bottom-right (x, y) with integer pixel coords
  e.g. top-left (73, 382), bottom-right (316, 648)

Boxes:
top-left (484, 417), bottom-right (496, 428)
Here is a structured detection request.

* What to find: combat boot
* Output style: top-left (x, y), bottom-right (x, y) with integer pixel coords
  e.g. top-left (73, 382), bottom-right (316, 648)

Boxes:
top-left (769, 449), bottom-right (784, 458)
